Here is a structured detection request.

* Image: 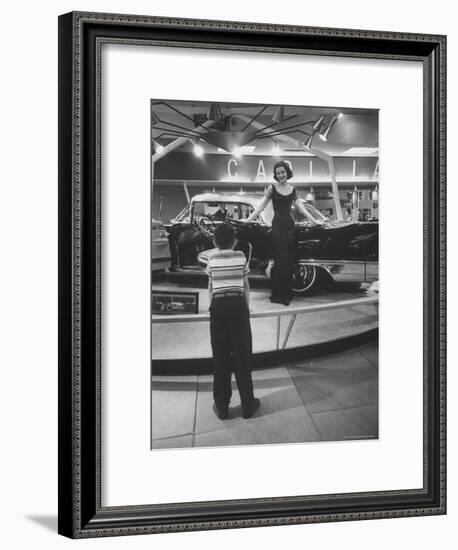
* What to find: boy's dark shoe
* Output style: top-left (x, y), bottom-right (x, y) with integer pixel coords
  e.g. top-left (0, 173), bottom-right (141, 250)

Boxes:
top-left (213, 403), bottom-right (229, 420)
top-left (242, 398), bottom-right (261, 419)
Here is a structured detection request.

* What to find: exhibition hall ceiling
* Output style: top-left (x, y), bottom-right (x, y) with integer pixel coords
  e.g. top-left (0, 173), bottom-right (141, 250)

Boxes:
top-left (151, 100), bottom-right (379, 157)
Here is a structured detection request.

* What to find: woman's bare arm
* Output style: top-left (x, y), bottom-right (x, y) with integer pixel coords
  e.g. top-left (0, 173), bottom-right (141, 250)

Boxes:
top-left (244, 185), bottom-right (273, 222)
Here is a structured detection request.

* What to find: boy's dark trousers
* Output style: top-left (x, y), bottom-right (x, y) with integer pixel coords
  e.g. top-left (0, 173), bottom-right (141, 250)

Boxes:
top-left (209, 295), bottom-right (255, 411)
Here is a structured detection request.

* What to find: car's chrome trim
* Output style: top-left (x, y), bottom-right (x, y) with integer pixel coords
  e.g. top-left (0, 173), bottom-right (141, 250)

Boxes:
top-left (298, 259), bottom-right (378, 283)
top-left (174, 265), bottom-right (203, 272)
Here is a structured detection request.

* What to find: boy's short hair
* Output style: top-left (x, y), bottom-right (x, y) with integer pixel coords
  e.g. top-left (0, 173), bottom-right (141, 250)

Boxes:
top-left (214, 223), bottom-right (236, 249)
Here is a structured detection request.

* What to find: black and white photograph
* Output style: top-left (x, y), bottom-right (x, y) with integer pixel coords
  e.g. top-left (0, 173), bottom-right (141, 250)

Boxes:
top-left (151, 99), bottom-right (379, 449)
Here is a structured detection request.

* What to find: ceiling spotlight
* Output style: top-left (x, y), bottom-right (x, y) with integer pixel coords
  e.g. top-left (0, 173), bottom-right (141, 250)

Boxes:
top-left (319, 115), bottom-right (339, 141)
top-left (152, 139), bottom-right (164, 153)
top-left (193, 141), bottom-right (204, 157)
top-left (207, 103), bottom-right (224, 122)
top-left (272, 106), bottom-right (285, 124)
top-left (151, 111), bottom-right (160, 126)
top-left (272, 140), bottom-right (281, 154)
top-left (304, 134), bottom-right (314, 148)
top-left (232, 146), bottom-right (243, 158)
top-left (312, 115), bottom-right (325, 132)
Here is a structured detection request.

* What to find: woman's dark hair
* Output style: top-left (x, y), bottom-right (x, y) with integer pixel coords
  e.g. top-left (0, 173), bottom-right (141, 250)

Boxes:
top-left (273, 160), bottom-right (293, 181)
top-left (214, 223), bottom-right (236, 250)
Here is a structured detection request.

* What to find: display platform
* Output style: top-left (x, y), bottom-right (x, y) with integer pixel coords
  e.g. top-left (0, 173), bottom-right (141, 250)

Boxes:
top-left (152, 278), bottom-right (378, 373)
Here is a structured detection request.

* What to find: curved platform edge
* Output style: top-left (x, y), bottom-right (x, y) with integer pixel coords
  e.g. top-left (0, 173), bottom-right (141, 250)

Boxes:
top-left (152, 328), bottom-right (378, 376)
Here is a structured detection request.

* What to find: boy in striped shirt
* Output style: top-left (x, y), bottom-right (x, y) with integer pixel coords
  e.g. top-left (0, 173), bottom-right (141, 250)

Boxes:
top-left (206, 224), bottom-right (260, 420)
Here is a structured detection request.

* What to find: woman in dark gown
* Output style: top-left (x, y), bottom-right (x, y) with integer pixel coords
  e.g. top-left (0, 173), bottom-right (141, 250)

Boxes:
top-left (269, 182), bottom-right (297, 304)
top-left (245, 160), bottom-right (318, 305)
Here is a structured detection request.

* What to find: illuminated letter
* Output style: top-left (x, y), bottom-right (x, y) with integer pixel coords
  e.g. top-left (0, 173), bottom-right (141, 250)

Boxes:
top-left (257, 160), bottom-right (266, 180)
top-left (227, 158), bottom-right (238, 178)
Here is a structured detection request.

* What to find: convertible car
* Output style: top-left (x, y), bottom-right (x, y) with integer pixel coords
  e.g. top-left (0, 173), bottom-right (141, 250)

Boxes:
top-left (164, 192), bottom-right (378, 294)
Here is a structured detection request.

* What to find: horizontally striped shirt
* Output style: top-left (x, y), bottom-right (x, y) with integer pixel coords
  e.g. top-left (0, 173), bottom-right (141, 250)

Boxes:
top-left (206, 249), bottom-right (250, 295)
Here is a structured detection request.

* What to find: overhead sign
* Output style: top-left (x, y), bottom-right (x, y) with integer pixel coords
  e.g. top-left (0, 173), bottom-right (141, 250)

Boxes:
top-left (154, 153), bottom-right (378, 182)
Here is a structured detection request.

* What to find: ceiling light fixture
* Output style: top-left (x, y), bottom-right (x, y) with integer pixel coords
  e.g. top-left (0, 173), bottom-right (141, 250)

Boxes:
top-left (319, 115), bottom-right (339, 141)
top-left (207, 103), bottom-right (225, 122)
top-left (304, 134), bottom-right (314, 148)
top-left (193, 139), bottom-right (204, 157)
top-left (272, 106), bottom-right (285, 124)
top-left (312, 115), bottom-right (325, 132)
top-left (272, 139), bottom-right (281, 154)
top-left (152, 139), bottom-right (164, 154)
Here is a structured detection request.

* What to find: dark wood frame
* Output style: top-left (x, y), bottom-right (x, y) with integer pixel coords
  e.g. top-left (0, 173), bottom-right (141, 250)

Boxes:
top-left (58, 11), bottom-right (446, 538)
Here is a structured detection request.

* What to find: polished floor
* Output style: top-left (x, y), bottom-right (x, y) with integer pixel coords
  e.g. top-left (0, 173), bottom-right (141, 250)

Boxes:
top-left (151, 339), bottom-right (378, 449)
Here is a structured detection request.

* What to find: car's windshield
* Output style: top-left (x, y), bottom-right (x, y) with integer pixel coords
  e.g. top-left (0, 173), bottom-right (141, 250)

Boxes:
top-left (292, 201), bottom-right (327, 224)
top-left (171, 204), bottom-right (190, 223)
top-left (192, 201), bottom-right (260, 222)
top-left (183, 198), bottom-right (326, 226)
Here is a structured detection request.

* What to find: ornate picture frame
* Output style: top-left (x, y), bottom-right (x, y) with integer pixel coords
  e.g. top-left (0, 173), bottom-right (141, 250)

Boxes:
top-left (58, 11), bottom-right (446, 538)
